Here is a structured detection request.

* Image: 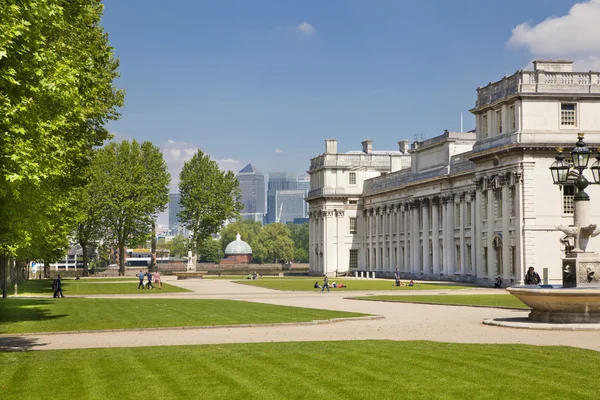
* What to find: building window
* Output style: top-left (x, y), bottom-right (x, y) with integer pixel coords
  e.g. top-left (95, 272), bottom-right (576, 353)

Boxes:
top-left (466, 202), bottom-right (472, 226)
top-left (349, 172), bottom-right (357, 185)
top-left (496, 109), bottom-right (502, 134)
top-left (561, 103), bottom-right (576, 126)
top-left (366, 249), bottom-right (370, 269)
top-left (466, 244), bottom-right (472, 273)
top-left (482, 194), bottom-right (488, 220)
top-left (563, 185), bottom-right (575, 215)
top-left (454, 203), bottom-right (460, 227)
top-left (348, 199), bottom-right (358, 205)
top-left (456, 244), bottom-right (461, 272)
top-left (349, 249), bottom-right (358, 269)
top-left (482, 114), bottom-right (488, 138)
top-left (510, 246), bottom-right (516, 275)
top-left (428, 206), bottom-right (432, 229)
top-left (495, 189), bottom-right (502, 218)
top-left (349, 217), bottom-right (357, 234)
top-left (484, 247), bottom-right (489, 274)
top-left (510, 186), bottom-right (516, 217)
top-left (439, 243), bottom-right (444, 268)
top-left (509, 105), bottom-right (516, 131)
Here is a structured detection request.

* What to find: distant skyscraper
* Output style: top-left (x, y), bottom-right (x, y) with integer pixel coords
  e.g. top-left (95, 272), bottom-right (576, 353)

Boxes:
top-left (276, 190), bottom-right (306, 224)
top-left (266, 172), bottom-right (297, 223)
top-left (297, 176), bottom-right (310, 218)
top-left (237, 163), bottom-right (265, 222)
top-left (168, 193), bottom-right (183, 234)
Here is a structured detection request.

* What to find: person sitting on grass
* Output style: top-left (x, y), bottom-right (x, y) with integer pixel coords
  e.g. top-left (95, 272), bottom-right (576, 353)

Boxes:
top-left (337, 282), bottom-right (345, 288)
top-left (313, 281), bottom-right (321, 289)
top-left (332, 282), bottom-right (337, 288)
top-left (408, 280), bottom-right (414, 287)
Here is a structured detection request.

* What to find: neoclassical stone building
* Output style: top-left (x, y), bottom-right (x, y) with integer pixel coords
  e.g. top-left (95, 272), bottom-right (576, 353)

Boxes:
top-left (307, 60), bottom-right (600, 285)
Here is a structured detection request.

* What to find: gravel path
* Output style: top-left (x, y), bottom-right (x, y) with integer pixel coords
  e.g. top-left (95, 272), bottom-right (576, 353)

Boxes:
top-left (3, 278), bottom-right (600, 352)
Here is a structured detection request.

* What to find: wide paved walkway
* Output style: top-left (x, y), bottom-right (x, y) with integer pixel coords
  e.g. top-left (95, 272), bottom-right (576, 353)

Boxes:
top-left (3, 278), bottom-right (600, 352)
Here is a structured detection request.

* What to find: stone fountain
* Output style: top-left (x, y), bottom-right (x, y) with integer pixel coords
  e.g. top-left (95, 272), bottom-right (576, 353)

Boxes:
top-left (507, 133), bottom-right (600, 323)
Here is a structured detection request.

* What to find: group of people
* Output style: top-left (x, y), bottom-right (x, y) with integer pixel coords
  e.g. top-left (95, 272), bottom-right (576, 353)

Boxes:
top-left (394, 269), bottom-right (414, 287)
top-left (246, 271), bottom-right (262, 280)
top-left (137, 270), bottom-right (162, 290)
top-left (314, 278), bottom-right (346, 292)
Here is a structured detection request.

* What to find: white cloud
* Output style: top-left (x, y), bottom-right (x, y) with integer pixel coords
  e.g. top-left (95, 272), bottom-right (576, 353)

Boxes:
top-left (507, 0), bottom-right (600, 70)
top-left (296, 21), bottom-right (316, 37)
top-left (274, 148), bottom-right (284, 154)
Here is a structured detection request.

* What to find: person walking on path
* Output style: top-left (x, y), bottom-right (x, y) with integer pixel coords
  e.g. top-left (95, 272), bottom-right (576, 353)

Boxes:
top-left (137, 270), bottom-right (145, 290)
top-left (321, 275), bottom-right (330, 293)
top-left (53, 275), bottom-right (65, 298)
top-left (525, 266), bottom-right (542, 285)
top-left (153, 271), bottom-right (162, 289)
top-left (394, 268), bottom-right (400, 287)
top-left (146, 270), bottom-right (154, 289)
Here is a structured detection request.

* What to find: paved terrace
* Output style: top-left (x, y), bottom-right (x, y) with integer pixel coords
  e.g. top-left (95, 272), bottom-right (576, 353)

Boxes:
top-left (2, 277), bottom-right (600, 352)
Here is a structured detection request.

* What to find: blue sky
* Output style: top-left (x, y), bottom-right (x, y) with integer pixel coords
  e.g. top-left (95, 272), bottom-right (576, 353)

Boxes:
top-left (101, 0), bottom-right (600, 207)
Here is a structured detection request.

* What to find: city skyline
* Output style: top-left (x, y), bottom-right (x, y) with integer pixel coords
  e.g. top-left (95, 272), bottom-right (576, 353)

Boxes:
top-left (102, 0), bottom-right (600, 193)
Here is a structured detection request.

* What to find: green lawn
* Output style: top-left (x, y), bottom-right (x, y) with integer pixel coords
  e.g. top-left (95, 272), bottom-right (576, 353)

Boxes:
top-left (0, 341), bottom-right (597, 400)
top-left (238, 277), bottom-right (474, 291)
top-left (354, 294), bottom-right (529, 309)
top-left (14, 279), bottom-right (188, 295)
top-left (0, 298), bottom-right (367, 334)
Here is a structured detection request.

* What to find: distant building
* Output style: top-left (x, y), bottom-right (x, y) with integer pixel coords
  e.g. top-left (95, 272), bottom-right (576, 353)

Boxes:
top-left (297, 175), bottom-right (311, 218)
top-left (237, 163), bottom-right (265, 222)
top-left (276, 190), bottom-right (306, 224)
top-left (307, 59), bottom-right (600, 286)
top-left (168, 194), bottom-right (189, 236)
top-left (266, 172), bottom-right (297, 223)
top-left (222, 233), bottom-right (253, 264)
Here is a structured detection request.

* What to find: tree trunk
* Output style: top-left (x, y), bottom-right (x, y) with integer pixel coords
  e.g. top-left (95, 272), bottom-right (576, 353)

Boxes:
top-left (44, 261), bottom-right (50, 279)
top-left (1, 252), bottom-right (7, 299)
top-left (119, 242), bottom-right (126, 276)
top-left (82, 241), bottom-right (89, 277)
top-left (150, 222), bottom-right (157, 272)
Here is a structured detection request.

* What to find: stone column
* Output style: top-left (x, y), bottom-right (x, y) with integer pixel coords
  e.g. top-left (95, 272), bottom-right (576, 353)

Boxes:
top-left (375, 209), bottom-right (380, 270)
top-left (514, 173), bottom-right (523, 284)
top-left (369, 210), bottom-right (375, 271)
top-left (412, 201), bottom-right (420, 274)
top-left (447, 195), bottom-right (456, 276)
top-left (470, 192), bottom-right (477, 275)
top-left (403, 205), bottom-right (409, 273)
top-left (502, 184), bottom-right (510, 280)
top-left (422, 200), bottom-right (430, 275)
top-left (441, 198), bottom-right (448, 276)
top-left (487, 187), bottom-right (495, 278)
top-left (382, 206), bottom-right (387, 272)
top-left (459, 194), bottom-right (466, 274)
top-left (431, 197), bottom-right (440, 275)
top-left (396, 205), bottom-right (401, 271)
top-left (475, 187), bottom-right (483, 279)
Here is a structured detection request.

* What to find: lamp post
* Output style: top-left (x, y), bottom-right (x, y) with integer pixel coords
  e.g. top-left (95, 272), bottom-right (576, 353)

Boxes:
top-left (550, 133), bottom-right (600, 253)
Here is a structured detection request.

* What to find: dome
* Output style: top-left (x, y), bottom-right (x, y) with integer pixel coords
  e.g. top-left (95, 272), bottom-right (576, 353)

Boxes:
top-left (224, 233), bottom-right (252, 255)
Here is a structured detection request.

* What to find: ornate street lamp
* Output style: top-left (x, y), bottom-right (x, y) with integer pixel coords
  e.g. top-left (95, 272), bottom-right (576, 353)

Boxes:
top-left (591, 151), bottom-right (600, 185)
top-left (550, 147), bottom-right (571, 185)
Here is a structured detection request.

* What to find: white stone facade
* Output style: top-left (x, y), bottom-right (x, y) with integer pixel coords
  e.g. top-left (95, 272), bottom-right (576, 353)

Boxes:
top-left (307, 60), bottom-right (600, 285)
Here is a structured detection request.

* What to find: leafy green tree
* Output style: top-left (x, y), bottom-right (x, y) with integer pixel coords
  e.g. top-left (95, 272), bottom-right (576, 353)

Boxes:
top-left (90, 140), bottom-right (170, 275)
top-left (220, 220), bottom-right (262, 253)
top-left (253, 223), bottom-right (294, 264)
top-left (289, 223), bottom-right (309, 262)
top-left (178, 150), bottom-right (243, 256)
top-left (199, 239), bottom-right (223, 264)
top-left (0, 0), bottom-right (123, 282)
top-left (167, 235), bottom-right (188, 259)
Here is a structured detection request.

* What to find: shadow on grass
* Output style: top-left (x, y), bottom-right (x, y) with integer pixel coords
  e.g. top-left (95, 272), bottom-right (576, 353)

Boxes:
top-left (15, 279), bottom-right (75, 295)
top-left (0, 336), bottom-right (44, 352)
top-left (0, 299), bottom-right (66, 333)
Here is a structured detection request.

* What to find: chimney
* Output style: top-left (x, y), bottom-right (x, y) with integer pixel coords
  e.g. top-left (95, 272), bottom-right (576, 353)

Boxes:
top-left (361, 139), bottom-right (373, 154)
top-left (398, 140), bottom-right (410, 154)
top-left (532, 59), bottom-right (573, 73)
top-left (325, 138), bottom-right (337, 154)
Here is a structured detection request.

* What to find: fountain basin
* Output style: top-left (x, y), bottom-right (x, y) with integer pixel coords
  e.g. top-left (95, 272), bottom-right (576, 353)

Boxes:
top-left (507, 286), bottom-right (600, 323)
